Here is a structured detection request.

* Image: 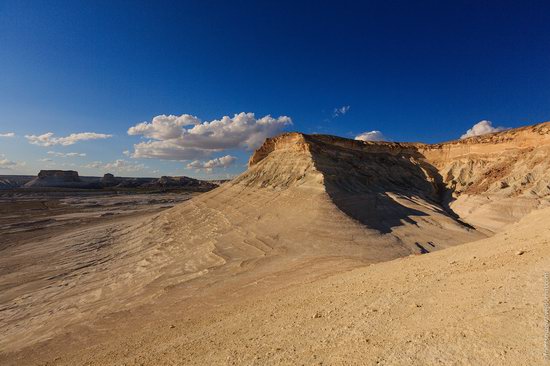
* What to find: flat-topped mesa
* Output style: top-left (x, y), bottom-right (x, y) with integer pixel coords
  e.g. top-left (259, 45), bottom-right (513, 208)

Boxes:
top-left (248, 132), bottom-right (421, 168)
top-left (37, 170), bottom-right (81, 181)
top-left (245, 121), bottom-right (550, 195)
top-left (216, 130), bottom-right (484, 253)
top-left (24, 170), bottom-right (84, 188)
top-left (242, 132), bottom-right (438, 194)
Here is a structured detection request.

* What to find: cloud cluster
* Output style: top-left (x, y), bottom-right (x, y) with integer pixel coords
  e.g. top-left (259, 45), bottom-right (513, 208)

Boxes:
top-left (84, 159), bottom-right (147, 173)
top-left (128, 114), bottom-right (200, 140)
top-left (0, 154), bottom-right (24, 170)
top-left (460, 120), bottom-right (508, 139)
top-left (47, 151), bottom-right (87, 157)
top-left (187, 155), bottom-right (237, 172)
top-left (0, 132), bottom-right (15, 137)
top-left (355, 130), bottom-right (387, 142)
top-left (0, 157), bottom-right (17, 169)
top-left (128, 112), bottom-right (292, 160)
top-left (333, 105), bottom-right (350, 117)
top-left (26, 132), bottom-right (112, 146)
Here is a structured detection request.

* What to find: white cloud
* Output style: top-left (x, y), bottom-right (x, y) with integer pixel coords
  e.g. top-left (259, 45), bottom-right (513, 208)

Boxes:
top-left (39, 158), bottom-right (53, 162)
top-left (128, 112), bottom-right (292, 160)
top-left (187, 155), bottom-right (237, 172)
top-left (460, 120), bottom-right (508, 139)
top-left (0, 132), bottom-right (15, 137)
top-left (47, 151), bottom-right (87, 157)
top-left (130, 141), bottom-right (212, 160)
top-left (0, 154), bottom-right (24, 170)
top-left (84, 161), bottom-right (103, 169)
top-left (84, 159), bottom-right (146, 173)
top-left (355, 130), bottom-right (387, 142)
top-left (128, 114), bottom-right (200, 140)
top-left (25, 132), bottom-right (112, 146)
top-left (0, 158), bottom-right (17, 169)
top-left (333, 105), bottom-right (350, 117)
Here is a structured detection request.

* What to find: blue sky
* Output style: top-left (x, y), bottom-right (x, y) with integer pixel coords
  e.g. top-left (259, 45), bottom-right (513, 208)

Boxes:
top-left (1, 1), bottom-right (550, 178)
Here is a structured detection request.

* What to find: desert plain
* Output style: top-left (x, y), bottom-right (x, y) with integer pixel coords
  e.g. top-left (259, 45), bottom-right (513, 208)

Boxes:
top-left (1, 122), bottom-right (550, 365)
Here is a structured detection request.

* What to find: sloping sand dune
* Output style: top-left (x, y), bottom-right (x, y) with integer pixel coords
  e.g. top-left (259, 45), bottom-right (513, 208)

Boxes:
top-left (1, 122), bottom-right (550, 365)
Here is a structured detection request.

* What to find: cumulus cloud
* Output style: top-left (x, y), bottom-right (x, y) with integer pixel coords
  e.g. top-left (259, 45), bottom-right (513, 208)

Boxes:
top-left (355, 130), bottom-right (387, 142)
top-left (128, 112), bottom-right (292, 160)
top-left (187, 155), bottom-right (237, 172)
top-left (84, 159), bottom-right (147, 173)
top-left (25, 132), bottom-right (112, 146)
top-left (0, 132), bottom-right (15, 137)
top-left (333, 105), bottom-right (350, 117)
top-left (130, 140), bottom-right (212, 160)
top-left (0, 154), bottom-right (24, 170)
top-left (47, 151), bottom-right (87, 157)
top-left (460, 120), bottom-right (508, 139)
top-left (128, 114), bottom-right (200, 140)
top-left (0, 158), bottom-right (17, 169)
top-left (84, 161), bottom-right (103, 169)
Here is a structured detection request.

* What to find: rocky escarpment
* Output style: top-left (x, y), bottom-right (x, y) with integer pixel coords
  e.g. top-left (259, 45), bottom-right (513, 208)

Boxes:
top-left (418, 122), bottom-right (550, 197)
top-left (417, 122), bottom-right (550, 231)
top-left (232, 132), bottom-right (484, 251)
top-left (242, 121), bottom-right (550, 233)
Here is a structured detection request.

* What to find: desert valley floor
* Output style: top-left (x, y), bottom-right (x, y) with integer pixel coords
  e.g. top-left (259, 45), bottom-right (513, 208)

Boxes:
top-left (2, 122), bottom-right (550, 365)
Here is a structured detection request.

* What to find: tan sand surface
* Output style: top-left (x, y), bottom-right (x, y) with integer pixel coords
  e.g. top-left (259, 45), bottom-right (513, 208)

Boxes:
top-left (1, 122), bottom-right (550, 365)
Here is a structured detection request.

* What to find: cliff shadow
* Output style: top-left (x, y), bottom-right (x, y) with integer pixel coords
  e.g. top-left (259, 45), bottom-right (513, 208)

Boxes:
top-left (306, 136), bottom-right (475, 233)
top-left (324, 190), bottom-right (430, 234)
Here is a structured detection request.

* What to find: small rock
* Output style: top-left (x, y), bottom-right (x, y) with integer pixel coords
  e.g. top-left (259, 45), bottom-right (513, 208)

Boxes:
top-left (516, 250), bottom-right (525, 256)
top-left (169, 324), bottom-right (176, 329)
top-left (312, 312), bottom-right (323, 319)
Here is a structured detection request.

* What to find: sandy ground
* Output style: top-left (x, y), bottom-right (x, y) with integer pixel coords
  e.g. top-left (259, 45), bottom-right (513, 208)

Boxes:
top-left (2, 126), bottom-right (550, 365)
top-left (0, 191), bottom-right (195, 248)
top-left (0, 190), bottom-right (196, 354)
top-left (2, 202), bottom-right (548, 365)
